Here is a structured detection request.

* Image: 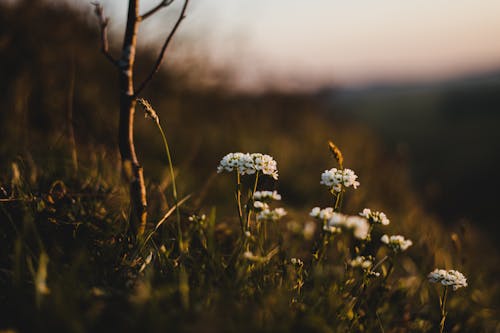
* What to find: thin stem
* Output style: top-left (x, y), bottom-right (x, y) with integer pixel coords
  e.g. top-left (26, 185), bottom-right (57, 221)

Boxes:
top-left (439, 286), bottom-right (449, 333)
top-left (372, 255), bottom-right (389, 272)
top-left (135, 0), bottom-right (189, 96)
top-left (236, 171), bottom-right (244, 233)
top-left (157, 122), bottom-right (183, 250)
top-left (91, 2), bottom-right (119, 66)
top-left (138, 0), bottom-right (174, 21)
top-left (333, 190), bottom-right (344, 212)
top-left (246, 171), bottom-right (260, 230)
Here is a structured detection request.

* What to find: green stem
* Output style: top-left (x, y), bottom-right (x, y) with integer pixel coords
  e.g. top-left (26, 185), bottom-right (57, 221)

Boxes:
top-left (236, 171), bottom-right (244, 233)
top-left (333, 189), bottom-right (344, 212)
top-left (246, 172), bottom-right (259, 230)
top-left (157, 123), bottom-right (183, 250)
top-left (439, 286), bottom-right (448, 333)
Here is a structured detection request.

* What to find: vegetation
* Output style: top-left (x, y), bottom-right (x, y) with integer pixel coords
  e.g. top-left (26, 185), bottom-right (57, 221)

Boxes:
top-left (0, 1), bottom-right (499, 332)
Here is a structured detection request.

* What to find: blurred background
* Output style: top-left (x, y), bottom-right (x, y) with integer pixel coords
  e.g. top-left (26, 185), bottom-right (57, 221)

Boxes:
top-left (1, 0), bottom-right (500, 241)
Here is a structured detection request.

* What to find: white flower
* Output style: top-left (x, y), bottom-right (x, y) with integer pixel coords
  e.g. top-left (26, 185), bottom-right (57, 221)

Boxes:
top-left (310, 207), bottom-right (321, 218)
top-left (350, 256), bottom-right (373, 269)
top-left (323, 225), bottom-right (340, 234)
top-left (303, 221), bottom-right (316, 240)
top-left (381, 234), bottom-right (413, 252)
top-left (310, 207), bottom-right (370, 239)
top-left (359, 208), bottom-right (390, 225)
top-left (320, 168), bottom-right (360, 192)
top-left (290, 258), bottom-right (304, 266)
top-left (217, 152), bottom-right (279, 179)
top-left (325, 213), bottom-right (370, 240)
top-left (256, 207), bottom-right (287, 221)
top-left (309, 207), bottom-right (335, 220)
top-left (428, 269), bottom-right (468, 290)
top-left (345, 216), bottom-right (370, 240)
top-left (252, 153), bottom-right (279, 180)
top-left (253, 190), bottom-right (282, 201)
top-left (253, 200), bottom-right (269, 211)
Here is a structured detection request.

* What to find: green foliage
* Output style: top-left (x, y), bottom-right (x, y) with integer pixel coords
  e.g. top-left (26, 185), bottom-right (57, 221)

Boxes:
top-left (1, 144), bottom-right (499, 332)
top-left (0, 1), bottom-right (499, 332)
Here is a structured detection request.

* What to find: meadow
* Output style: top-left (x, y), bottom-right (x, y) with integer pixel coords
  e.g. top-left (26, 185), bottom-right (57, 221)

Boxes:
top-left (0, 1), bottom-right (499, 332)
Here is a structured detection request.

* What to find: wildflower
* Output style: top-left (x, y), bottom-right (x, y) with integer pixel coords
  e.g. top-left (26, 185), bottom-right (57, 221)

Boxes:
top-left (350, 256), bottom-right (381, 277)
top-left (323, 225), bottom-right (340, 234)
top-left (325, 213), bottom-right (370, 240)
top-left (359, 208), bottom-right (390, 225)
top-left (217, 153), bottom-right (279, 179)
top-left (252, 153), bottom-right (279, 179)
top-left (381, 234), bottom-right (412, 252)
top-left (309, 207), bottom-right (335, 220)
top-left (320, 168), bottom-right (360, 192)
top-left (428, 269), bottom-right (468, 290)
top-left (290, 258), bottom-right (304, 266)
top-left (253, 200), bottom-right (269, 211)
top-left (256, 207), bottom-right (287, 221)
top-left (350, 256), bottom-right (373, 269)
top-left (253, 190), bottom-right (282, 201)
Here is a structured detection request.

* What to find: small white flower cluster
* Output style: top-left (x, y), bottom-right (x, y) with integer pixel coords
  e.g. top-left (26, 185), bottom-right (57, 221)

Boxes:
top-left (309, 207), bottom-right (335, 220)
top-left (310, 207), bottom-right (339, 233)
top-left (310, 208), bottom-right (370, 239)
top-left (349, 255), bottom-right (373, 269)
top-left (253, 190), bottom-right (282, 201)
top-left (349, 256), bottom-right (381, 277)
top-left (257, 207), bottom-right (287, 222)
top-left (359, 208), bottom-right (390, 225)
top-left (290, 258), bottom-right (304, 266)
top-left (217, 152), bottom-right (278, 180)
top-left (428, 269), bottom-right (468, 290)
top-left (253, 190), bottom-right (286, 222)
top-left (381, 234), bottom-right (413, 252)
top-left (320, 168), bottom-right (360, 192)
top-left (253, 200), bottom-right (269, 210)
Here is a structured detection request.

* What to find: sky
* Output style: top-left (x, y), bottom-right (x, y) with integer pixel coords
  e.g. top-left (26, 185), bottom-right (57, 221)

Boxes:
top-left (67, 0), bottom-right (500, 91)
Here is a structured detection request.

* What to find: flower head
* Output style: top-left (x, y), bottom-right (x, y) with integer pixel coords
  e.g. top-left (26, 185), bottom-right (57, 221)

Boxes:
top-left (428, 269), bottom-right (468, 290)
top-left (253, 190), bottom-right (282, 201)
top-left (381, 234), bottom-right (412, 252)
top-left (256, 207), bottom-right (287, 221)
top-left (314, 211), bottom-right (370, 240)
top-left (217, 153), bottom-right (278, 179)
top-left (309, 207), bottom-right (335, 220)
top-left (349, 256), bottom-right (380, 277)
top-left (350, 255), bottom-right (373, 269)
top-left (359, 208), bottom-right (390, 225)
top-left (253, 200), bottom-right (270, 211)
top-left (320, 168), bottom-right (360, 192)
top-left (137, 98), bottom-right (159, 124)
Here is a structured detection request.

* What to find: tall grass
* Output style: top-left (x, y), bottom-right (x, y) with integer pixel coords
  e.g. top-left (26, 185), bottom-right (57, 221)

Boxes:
top-left (1, 121), bottom-right (498, 332)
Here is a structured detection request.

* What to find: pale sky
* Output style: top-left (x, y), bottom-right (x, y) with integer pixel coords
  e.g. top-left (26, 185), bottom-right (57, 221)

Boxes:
top-left (68, 0), bottom-right (500, 91)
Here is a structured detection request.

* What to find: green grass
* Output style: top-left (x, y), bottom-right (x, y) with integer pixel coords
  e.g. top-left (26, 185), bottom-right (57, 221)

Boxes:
top-left (1, 140), bottom-right (498, 332)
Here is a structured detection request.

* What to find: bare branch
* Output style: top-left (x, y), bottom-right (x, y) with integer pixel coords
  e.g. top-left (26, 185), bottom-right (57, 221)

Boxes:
top-left (92, 2), bottom-right (119, 66)
top-left (139, 0), bottom-right (174, 21)
top-left (135, 0), bottom-right (189, 96)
